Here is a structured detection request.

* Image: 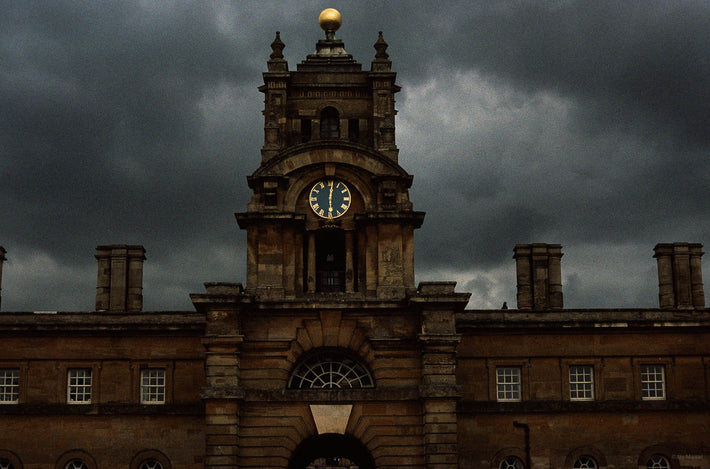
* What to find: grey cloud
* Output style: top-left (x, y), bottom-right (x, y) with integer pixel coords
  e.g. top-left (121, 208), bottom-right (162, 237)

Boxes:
top-left (1, 1), bottom-right (708, 311)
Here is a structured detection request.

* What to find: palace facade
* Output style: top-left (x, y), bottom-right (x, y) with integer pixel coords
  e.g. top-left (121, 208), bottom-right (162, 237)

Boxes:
top-left (0, 10), bottom-right (708, 469)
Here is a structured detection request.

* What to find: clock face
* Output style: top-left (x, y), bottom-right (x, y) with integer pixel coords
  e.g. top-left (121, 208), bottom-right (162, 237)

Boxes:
top-left (309, 179), bottom-right (351, 219)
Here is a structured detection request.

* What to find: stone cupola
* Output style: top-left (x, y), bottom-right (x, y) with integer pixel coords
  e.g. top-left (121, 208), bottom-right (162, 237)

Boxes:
top-left (238, 10), bottom-right (422, 301)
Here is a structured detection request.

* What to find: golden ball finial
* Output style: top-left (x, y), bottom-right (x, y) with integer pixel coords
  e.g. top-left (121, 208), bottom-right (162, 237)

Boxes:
top-left (318, 8), bottom-right (342, 32)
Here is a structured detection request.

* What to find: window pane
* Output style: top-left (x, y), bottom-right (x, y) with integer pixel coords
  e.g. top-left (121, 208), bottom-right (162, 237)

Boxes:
top-left (569, 366), bottom-right (594, 401)
top-left (574, 456), bottom-right (598, 469)
top-left (0, 369), bottom-right (19, 404)
top-left (65, 459), bottom-right (89, 469)
top-left (646, 455), bottom-right (670, 469)
top-left (141, 368), bottom-right (166, 404)
top-left (496, 367), bottom-right (521, 401)
top-left (67, 369), bottom-right (92, 404)
top-left (288, 350), bottom-right (373, 389)
top-left (499, 456), bottom-right (524, 469)
top-left (641, 365), bottom-right (666, 400)
top-left (139, 460), bottom-right (164, 469)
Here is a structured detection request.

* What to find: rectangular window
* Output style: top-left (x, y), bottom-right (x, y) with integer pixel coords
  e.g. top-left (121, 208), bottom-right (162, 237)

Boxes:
top-left (140, 368), bottom-right (166, 404)
top-left (641, 365), bottom-right (666, 400)
top-left (0, 369), bottom-right (19, 404)
top-left (67, 368), bottom-right (92, 404)
top-left (496, 367), bottom-right (521, 401)
top-left (569, 365), bottom-right (594, 401)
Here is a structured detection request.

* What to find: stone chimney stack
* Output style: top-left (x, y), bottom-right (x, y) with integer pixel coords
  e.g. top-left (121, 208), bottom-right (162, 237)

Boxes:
top-left (0, 246), bottom-right (6, 310)
top-left (654, 243), bottom-right (704, 309)
top-left (514, 243), bottom-right (563, 310)
top-left (95, 245), bottom-right (146, 312)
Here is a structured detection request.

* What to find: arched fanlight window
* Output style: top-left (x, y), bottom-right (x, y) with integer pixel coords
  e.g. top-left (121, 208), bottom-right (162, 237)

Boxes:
top-left (320, 107), bottom-right (340, 139)
top-left (64, 461), bottom-right (88, 469)
top-left (499, 457), bottom-right (524, 469)
top-left (139, 461), bottom-right (163, 469)
top-left (646, 455), bottom-right (670, 469)
top-left (573, 456), bottom-right (598, 469)
top-left (288, 348), bottom-right (374, 389)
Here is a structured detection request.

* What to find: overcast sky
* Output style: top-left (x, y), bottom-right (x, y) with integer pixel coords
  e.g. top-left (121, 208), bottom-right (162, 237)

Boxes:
top-left (1, 1), bottom-right (708, 311)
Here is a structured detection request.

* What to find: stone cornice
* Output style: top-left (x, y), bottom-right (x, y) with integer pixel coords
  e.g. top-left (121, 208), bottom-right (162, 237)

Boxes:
top-left (457, 309), bottom-right (710, 331)
top-left (0, 311), bottom-right (204, 333)
top-left (458, 398), bottom-right (710, 414)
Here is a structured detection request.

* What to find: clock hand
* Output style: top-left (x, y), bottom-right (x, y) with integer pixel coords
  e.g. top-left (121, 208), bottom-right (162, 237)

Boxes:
top-left (328, 181), bottom-right (334, 214)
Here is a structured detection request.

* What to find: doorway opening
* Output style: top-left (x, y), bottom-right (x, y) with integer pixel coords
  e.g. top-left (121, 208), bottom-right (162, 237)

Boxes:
top-left (288, 434), bottom-right (375, 469)
top-left (315, 230), bottom-right (346, 292)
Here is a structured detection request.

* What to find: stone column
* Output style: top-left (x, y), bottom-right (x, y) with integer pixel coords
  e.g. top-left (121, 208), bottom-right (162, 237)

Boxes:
top-left (345, 231), bottom-right (354, 293)
top-left (307, 231), bottom-right (316, 292)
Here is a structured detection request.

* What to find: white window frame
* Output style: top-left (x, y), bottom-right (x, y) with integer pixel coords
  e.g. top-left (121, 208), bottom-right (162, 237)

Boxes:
top-left (573, 455), bottom-right (598, 468)
top-left (67, 368), bottom-right (92, 404)
top-left (569, 365), bottom-right (594, 401)
top-left (496, 367), bottom-right (521, 402)
top-left (65, 460), bottom-right (89, 469)
top-left (0, 369), bottom-right (19, 404)
top-left (138, 460), bottom-right (164, 469)
top-left (140, 368), bottom-right (166, 404)
top-left (646, 454), bottom-right (670, 469)
top-left (499, 456), bottom-right (525, 469)
top-left (641, 364), bottom-right (666, 400)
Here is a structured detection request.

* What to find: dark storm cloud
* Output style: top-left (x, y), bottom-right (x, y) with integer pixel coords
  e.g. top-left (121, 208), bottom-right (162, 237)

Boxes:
top-left (0, 1), bottom-right (708, 310)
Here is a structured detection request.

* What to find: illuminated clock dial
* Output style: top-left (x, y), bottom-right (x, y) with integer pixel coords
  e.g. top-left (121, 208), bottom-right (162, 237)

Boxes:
top-left (309, 179), bottom-right (351, 219)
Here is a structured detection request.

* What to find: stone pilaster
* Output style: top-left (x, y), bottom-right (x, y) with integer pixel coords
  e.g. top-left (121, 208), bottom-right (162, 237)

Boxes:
top-left (412, 282), bottom-right (470, 469)
top-left (191, 283), bottom-right (251, 469)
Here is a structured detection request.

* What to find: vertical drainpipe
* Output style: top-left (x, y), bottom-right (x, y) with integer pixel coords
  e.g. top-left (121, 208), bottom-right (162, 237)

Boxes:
top-left (513, 421), bottom-right (531, 468)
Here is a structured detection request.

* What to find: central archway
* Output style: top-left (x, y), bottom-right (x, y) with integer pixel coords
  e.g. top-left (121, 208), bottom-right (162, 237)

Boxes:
top-left (288, 434), bottom-right (375, 469)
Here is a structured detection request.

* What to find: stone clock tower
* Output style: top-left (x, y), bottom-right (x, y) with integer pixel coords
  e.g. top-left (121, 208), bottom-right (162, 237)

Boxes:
top-left (236, 9), bottom-right (423, 301)
top-left (192, 9), bottom-right (469, 469)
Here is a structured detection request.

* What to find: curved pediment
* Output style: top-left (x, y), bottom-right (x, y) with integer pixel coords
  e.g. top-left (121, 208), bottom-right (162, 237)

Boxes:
top-left (252, 141), bottom-right (413, 183)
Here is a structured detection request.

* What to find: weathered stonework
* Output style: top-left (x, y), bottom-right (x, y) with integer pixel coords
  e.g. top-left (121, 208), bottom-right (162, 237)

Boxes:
top-left (0, 10), bottom-right (708, 469)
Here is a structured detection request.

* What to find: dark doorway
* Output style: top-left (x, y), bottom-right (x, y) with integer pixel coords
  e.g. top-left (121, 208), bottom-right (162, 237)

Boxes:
top-left (316, 230), bottom-right (346, 292)
top-left (288, 434), bottom-right (375, 469)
